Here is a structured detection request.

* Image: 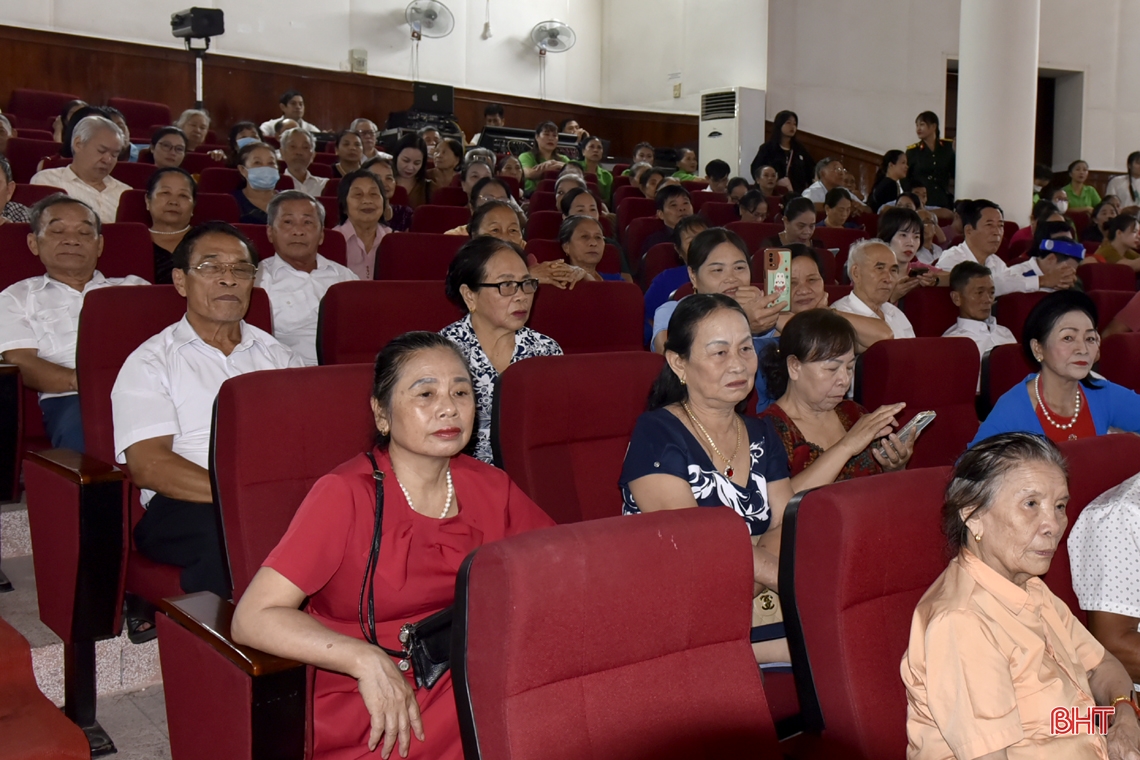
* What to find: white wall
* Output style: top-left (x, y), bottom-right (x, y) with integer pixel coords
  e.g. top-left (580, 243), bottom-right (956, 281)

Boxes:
top-left (0, 0), bottom-right (603, 105)
top-left (600, 0), bottom-right (768, 113)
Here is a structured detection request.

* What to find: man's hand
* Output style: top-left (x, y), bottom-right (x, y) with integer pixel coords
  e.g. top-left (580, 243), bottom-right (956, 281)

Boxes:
top-left (1039, 266), bottom-right (1077, 290)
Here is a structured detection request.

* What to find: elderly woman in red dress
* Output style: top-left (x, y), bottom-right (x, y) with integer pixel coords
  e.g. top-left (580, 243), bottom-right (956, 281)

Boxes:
top-left (232, 332), bottom-right (554, 760)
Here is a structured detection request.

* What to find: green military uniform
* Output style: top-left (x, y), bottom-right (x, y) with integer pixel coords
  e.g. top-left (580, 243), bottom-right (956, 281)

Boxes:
top-left (906, 138), bottom-right (955, 209)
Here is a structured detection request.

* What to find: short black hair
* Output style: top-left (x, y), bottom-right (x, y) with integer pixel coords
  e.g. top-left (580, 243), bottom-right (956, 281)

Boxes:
top-left (336, 170), bottom-right (386, 225)
top-left (466, 199), bottom-right (516, 237)
top-left (1105, 213), bottom-right (1140, 241)
top-left (632, 141), bottom-right (654, 155)
top-left (655, 184), bottom-right (691, 212)
top-left (227, 121), bottom-right (260, 153)
top-left (823, 187), bottom-right (850, 209)
top-left (739, 189), bottom-right (766, 214)
top-left (760, 309), bottom-right (857, 400)
top-left (484, 103), bottom-right (505, 118)
top-left (726, 177), bottom-right (750, 195)
top-left (960, 199), bottom-right (1003, 231)
top-left (704, 159), bottom-right (730, 180)
top-left (534, 121), bottom-right (559, 137)
top-left (640, 167), bottom-right (667, 191)
top-left (948, 261), bottom-right (992, 293)
top-left (150, 126), bottom-right (188, 149)
top-left (146, 166), bottom-right (198, 201)
top-left (444, 235), bottom-right (528, 310)
top-left (171, 221), bottom-right (258, 271)
top-left (783, 196), bottom-right (816, 222)
top-left (672, 215), bottom-right (709, 249)
top-left (371, 332), bottom-right (471, 448)
top-left (559, 187), bottom-right (595, 216)
top-left (899, 191), bottom-right (923, 208)
top-left (878, 207), bottom-right (925, 250)
top-left (279, 90), bottom-right (303, 105)
top-left (687, 227), bottom-right (750, 273)
top-left (1034, 163), bottom-right (1054, 182)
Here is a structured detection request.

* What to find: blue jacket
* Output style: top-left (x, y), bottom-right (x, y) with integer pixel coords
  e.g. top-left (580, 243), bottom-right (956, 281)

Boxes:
top-left (971, 374), bottom-right (1140, 447)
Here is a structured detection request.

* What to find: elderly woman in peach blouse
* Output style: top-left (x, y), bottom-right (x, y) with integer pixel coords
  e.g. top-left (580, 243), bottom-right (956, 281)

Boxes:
top-left (901, 432), bottom-right (1140, 760)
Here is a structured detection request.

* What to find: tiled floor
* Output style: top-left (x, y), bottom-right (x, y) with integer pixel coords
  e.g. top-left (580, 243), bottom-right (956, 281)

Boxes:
top-left (97, 687), bottom-right (171, 759)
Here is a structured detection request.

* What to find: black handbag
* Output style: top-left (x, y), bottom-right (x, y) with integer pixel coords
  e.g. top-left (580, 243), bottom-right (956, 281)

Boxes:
top-left (358, 451), bottom-right (453, 690)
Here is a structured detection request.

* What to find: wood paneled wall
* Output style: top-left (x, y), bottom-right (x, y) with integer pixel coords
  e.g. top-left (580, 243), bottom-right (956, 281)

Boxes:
top-left (0, 24), bottom-right (698, 161)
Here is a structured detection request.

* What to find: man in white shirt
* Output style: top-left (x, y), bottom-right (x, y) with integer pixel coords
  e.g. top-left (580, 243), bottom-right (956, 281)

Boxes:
top-left (112, 222), bottom-right (303, 597)
top-left (349, 118), bottom-right (382, 161)
top-left (833, 239), bottom-right (916, 339)
top-left (1067, 472), bottom-right (1140, 690)
top-left (935, 199), bottom-right (1076, 295)
top-left (469, 103), bottom-right (505, 146)
top-left (279, 128), bottom-right (328, 197)
top-left (258, 90), bottom-right (323, 137)
top-left (256, 191), bottom-right (358, 365)
top-left (942, 261), bottom-right (1016, 391)
top-left (30, 116), bottom-right (131, 224)
top-left (802, 158), bottom-right (869, 214)
top-left (0, 196), bottom-right (147, 451)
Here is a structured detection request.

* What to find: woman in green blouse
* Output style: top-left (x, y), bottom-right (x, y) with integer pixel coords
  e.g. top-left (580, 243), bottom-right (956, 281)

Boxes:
top-left (1063, 159), bottom-right (1102, 212)
top-left (518, 121), bottom-right (568, 196)
top-left (572, 135), bottom-right (612, 204)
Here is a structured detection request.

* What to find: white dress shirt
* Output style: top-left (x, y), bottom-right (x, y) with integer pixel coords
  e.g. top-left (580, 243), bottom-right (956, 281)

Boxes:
top-left (283, 168), bottom-right (328, 197)
top-left (0, 272), bottom-right (148, 398)
top-left (29, 166), bottom-right (131, 224)
top-left (936, 242), bottom-right (1044, 296)
top-left (1105, 174), bottom-right (1140, 205)
top-left (259, 117), bottom-right (323, 138)
top-left (832, 292), bottom-right (916, 339)
top-left (942, 316), bottom-right (1017, 391)
top-left (255, 254), bottom-right (358, 366)
top-left (802, 181), bottom-right (852, 205)
top-left (112, 316), bottom-right (303, 504)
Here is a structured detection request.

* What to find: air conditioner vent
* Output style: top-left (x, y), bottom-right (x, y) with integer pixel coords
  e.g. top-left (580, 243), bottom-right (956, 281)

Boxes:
top-left (701, 91), bottom-right (736, 121)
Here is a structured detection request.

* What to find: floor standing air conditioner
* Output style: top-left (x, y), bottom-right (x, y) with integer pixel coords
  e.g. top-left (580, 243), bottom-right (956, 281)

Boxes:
top-left (699, 87), bottom-right (766, 179)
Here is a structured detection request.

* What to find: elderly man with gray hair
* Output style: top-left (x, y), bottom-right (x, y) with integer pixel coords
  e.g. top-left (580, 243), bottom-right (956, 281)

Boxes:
top-left (30, 115), bottom-right (131, 223)
top-left (279, 127), bottom-right (328, 197)
top-left (349, 118), bottom-right (384, 160)
top-left (832, 238), bottom-right (916, 340)
top-left (0, 195), bottom-right (147, 450)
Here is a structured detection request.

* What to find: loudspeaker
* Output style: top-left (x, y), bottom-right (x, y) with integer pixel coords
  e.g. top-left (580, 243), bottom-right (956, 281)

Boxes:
top-left (171, 8), bottom-right (225, 39)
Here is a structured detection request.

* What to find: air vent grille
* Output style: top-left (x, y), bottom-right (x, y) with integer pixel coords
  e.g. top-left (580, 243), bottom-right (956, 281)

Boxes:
top-left (701, 91), bottom-right (736, 121)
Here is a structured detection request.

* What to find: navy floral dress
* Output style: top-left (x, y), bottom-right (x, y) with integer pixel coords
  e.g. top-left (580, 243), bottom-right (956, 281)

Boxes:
top-left (441, 314), bottom-right (562, 464)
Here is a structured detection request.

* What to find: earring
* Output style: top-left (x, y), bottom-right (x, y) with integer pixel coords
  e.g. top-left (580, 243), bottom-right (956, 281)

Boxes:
top-left (974, 533), bottom-right (982, 542)
top-left (680, 376), bottom-right (686, 385)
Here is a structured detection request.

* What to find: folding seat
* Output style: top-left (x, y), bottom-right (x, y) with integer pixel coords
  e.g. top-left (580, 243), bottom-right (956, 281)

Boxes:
top-left (900, 286), bottom-right (960, 338)
top-left (824, 283), bottom-right (851, 302)
top-left (1080, 262), bottom-right (1135, 291)
top-left (996, 220), bottom-right (1020, 257)
top-left (14, 127), bottom-right (54, 142)
top-left (1088, 289), bottom-right (1134, 331)
top-left (491, 352), bottom-right (663, 522)
top-left (536, 179), bottom-right (556, 193)
top-left (157, 363), bottom-right (377, 760)
top-left (852, 212), bottom-right (879, 236)
top-left (813, 226), bottom-right (867, 255)
top-left (498, 175), bottom-right (520, 198)
top-left (1043, 435), bottom-right (1140, 624)
top-left (619, 216), bottom-right (663, 277)
top-left (612, 184), bottom-right (642, 207)
top-left (23, 285), bottom-right (272, 753)
top-left (690, 190), bottom-right (727, 211)
top-left (525, 239), bottom-right (623, 274)
top-left (524, 209), bottom-right (563, 240)
top-left (197, 167), bottom-right (244, 194)
top-left (454, 508), bottom-right (780, 760)
top-left (411, 204), bottom-right (470, 234)
top-left (375, 231), bottom-right (466, 280)
top-left (10, 184), bottom-right (63, 207)
top-left (1097, 333), bottom-right (1140, 393)
top-left (7, 89), bottom-right (81, 122)
top-left (106, 98), bottom-right (173, 140)
top-left (320, 177), bottom-right (340, 197)
top-left (1002, 238), bottom-right (1032, 264)
top-left (681, 179), bottom-right (710, 192)
top-left (616, 196), bottom-right (656, 241)
top-left (641, 242), bottom-right (683, 289)
top-left (780, 466), bottom-right (952, 759)
top-left (5, 136), bottom-right (61, 183)
top-left (316, 196), bottom-right (339, 228)
top-left (764, 195), bottom-right (784, 222)
top-left (311, 152), bottom-right (338, 166)
top-left (528, 190), bottom-right (557, 213)
top-left (700, 201), bottom-right (740, 227)
top-left (855, 337), bottom-right (980, 467)
top-left (178, 152), bottom-right (215, 176)
top-left (994, 291), bottom-right (1046, 341)
top-left (432, 185), bottom-right (469, 206)
top-left (527, 281), bottom-right (643, 353)
top-left (42, 156), bottom-right (72, 170)
top-left (316, 280), bottom-right (463, 365)
top-left (1066, 209), bottom-right (1090, 236)
top-left (613, 163), bottom-right (631, 177)
top-left (232, 222), bottom-right (348, 268)
top-left (99, 223), bottom-right (157, 282)
top-left (979, 343), bottom-right (1033, 418)
top-left (541, 169), bottom-right (562, 182)
top-left (726, 221), bottom-right (783, 252)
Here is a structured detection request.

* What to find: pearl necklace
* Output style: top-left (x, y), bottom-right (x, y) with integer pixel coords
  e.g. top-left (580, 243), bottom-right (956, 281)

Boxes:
top-left (149, 225), bottom-right (191, 235)
top-left (682, 402), bottom-right (742, 477)
top-left (395, 468), bottom-right (454, 519)
top-left (1035, 375), bottom-right (1082, 432)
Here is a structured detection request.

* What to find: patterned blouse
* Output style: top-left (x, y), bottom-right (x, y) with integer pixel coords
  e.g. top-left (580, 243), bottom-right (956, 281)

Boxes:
top-left (440, 314), bottom-right (562, 464)
top-left (759, 399), bottom-right (883, 481)
top-left (2, 201), bottom-right (30, 224)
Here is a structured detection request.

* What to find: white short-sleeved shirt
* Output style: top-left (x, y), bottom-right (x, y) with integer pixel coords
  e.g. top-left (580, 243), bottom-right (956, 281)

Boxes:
top-left (112, 316), bottom-right (303, 504)
top-left (0, 272), bottom-right (148, 399)
top-left (29, 166), bottom-right (131, 224)
top-left (943, 316), bottom-right (1017, 392)
top-left (254, 254), bottom-right (358, 366)
top-left (802, 181), bottom-right (852, 205)
top-left (258, 117), bottom-right (323, 138)
top-left (936, 242), bottom-right (1044, 296)
top-left (832, 292), bottom-right (916, 339)
top-left (283, 169), bottom-right (329, 197)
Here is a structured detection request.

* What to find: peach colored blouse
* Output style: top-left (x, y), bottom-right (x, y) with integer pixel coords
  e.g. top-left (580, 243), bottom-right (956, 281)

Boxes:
top-left (901, 549), bottom-right (1109, 760)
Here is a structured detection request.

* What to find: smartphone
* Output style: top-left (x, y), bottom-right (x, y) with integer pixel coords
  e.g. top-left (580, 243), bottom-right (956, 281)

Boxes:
top-left (876, 410), bottom-right (936, 458)
top-left (909, 267), bottom-right (929, 278)
top-left (764, 248), bottom-right (791, 311)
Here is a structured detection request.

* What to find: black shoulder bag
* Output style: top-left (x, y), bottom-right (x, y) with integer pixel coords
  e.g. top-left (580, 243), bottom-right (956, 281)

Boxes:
top-left (357, 451), bottom-right (453, 690)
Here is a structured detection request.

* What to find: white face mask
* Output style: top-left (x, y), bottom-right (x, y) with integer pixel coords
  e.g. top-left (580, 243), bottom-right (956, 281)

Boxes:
top-left (1054, 198), bottom-right (1069, 215)
top-left (1033, 184), bottom-right (1044, 193)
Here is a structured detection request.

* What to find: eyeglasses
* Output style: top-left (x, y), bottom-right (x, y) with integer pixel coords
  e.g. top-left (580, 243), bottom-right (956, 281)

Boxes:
top-left (473, 278), bottom-right (539, 296)
top-left (187, 261), bottom-right (259, 280)
top-left (156, 142), bottom-right (187, 154)
top-left (355, 130), bottom-right (377, 138)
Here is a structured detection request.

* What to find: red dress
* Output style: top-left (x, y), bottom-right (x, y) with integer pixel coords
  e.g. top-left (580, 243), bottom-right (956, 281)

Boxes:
top-left (759, 399), bottom-right (885, 480)
top-left (264, 449), bottom-right (555, 760)
top-left (1034, 387), bottom-right (1097, 443)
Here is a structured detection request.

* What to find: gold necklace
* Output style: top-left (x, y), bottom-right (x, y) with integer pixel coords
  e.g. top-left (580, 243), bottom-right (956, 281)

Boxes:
top-left (682, 402), bottom-right (742, 477)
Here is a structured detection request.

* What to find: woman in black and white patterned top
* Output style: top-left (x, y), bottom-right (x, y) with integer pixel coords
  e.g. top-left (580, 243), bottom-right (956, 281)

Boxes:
top-left (441, 235), bottom-right (562, 463)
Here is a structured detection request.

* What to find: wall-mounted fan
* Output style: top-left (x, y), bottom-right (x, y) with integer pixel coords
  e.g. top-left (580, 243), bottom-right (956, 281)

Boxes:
top-left (406, 0), bottom-right (454, 80)
top-left (530, 20), bottom-right (575, 100)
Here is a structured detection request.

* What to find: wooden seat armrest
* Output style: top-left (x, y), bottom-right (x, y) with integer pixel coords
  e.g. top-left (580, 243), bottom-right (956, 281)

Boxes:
top-left (24, 449), bottom-right (124, 485)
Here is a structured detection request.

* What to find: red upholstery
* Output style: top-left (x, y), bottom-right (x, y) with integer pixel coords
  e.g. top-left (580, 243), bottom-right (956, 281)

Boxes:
top-left (454, 508), bottom-right (779, 760)
top-left (316, 196), bottom-right (338, 228)
top-left (525, 239), bottom-right (622, 274)
top-left (1098, 333), bottom-right (1140, 393)
top-left (527, 282), bottom-right (643, 354)
top-left (107, 97), bottom-right (173, 140)
top-left (825, 284), bottom-right (852, 303)
top-left (109, 161), bottom-right (157, 190)
top-left (1088, 290), bottom-right (1135, 331)
top-left (114, 189), bottom-right (241, 225)
top-left (15, 128), bottom-right (54, 141)
top-left (11, 183), bottom-right (64, 206)
top-left (764, 196), bottom-right (784, 222)
top-left (0, 222), bottom-right (154, 286)
top-left (524, 210), bottom-right (563, 241)
top-left (410, 204), bottom-right (470, 234)
top-left (781, 466), bottom-right (952, 759)
top-left (726, 221), bottom-right (783, 252)
top-left (641, 242), bottom-right (683, 289)
top-left (612, 184), bottom-right (643, 208)
top-left (498, 175), bottom-right (521, 198)
top-left (671, 282), bottom-right (694, 301)
top-left (528, 191), bottom-right (557, 213)
top-left (535, 179), bottom-right (556, 194)
top-left (375, 232), bottom-right (466, 280)
top-left (492, 352), bottom-right (663, 521)
top-left (7, 89), bottom-right (81, 121)
top-left (1044, 436), bottom-right (1140, 626)
top-left (1066, 210), bottom-right (1091, 236)
top-left (900, 286), bottom-right (960, 338)
top-left (5, 137), bottom-right (61, 183)
top-left (855, 337), bottom-right (979, 467)
top-left (700, 201), bottom-right (740, 227)
top-left (1002, 238), bottom-right (1032, 265)
top-left (994, 291), bottom-right (1046, 342)
top-left (179, 152), bottom-right (217, 176)
top-left (198, 167), bottom-right (244, 194)
top-left (813, 226), bottom-right (867, 255)
top-left (616, 197), bottom-right (656, 242)
top-left (981, 343), bottom-right (1033, 415)
top-left (0, 617), bottom-right (90, 760)
top-left (432, 185), bottom-right (469, 207)
top-left (232, 223), bottom-right (348, 267)
top-left (1080, 263), bottom-right (1135, 292)
top-left (690, 190), bottom-right (727, 211)
top-left (624, 217), bottom-right (665, 269)
top-left (317, 280), bottom-right (463, 365)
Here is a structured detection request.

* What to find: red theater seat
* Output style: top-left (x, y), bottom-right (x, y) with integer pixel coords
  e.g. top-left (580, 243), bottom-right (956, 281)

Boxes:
top-left (616, 197), bottom-right (656, 241)
top-left (525, 210), bottom-right (563, 241)
top-left (690, 190), bottom-right (727, 211)
top-left (700, 201), bottom-right (740, 227)
top-left (233, 223), bottom-right (348, 268)
top-left (781, 466), bottom-right (952, 759)
top-left (726, 221), bottom-right (783, 252)
top-left (1066, 210), bottom-right (1090, 236)
top-left (681, 179), bottom-right (709, 192)
top-left (641, 242), bottom-right (683, 289)
top-left (454, 508), bottom-right (780, 760)
top-left (10, 184), bottom-right (64, 207)
top-left (994, 291), bottom-right (1046, 342)
top-left (624, 217), bottom-right (665, 272)
top-left (5, 137), bottom-right (62, 183)
top-left (7, 89), bottom-right (82, 122)
top-left (525, 239), bottom-right (622, 274)
top-left (1080, 263), bottom-right (1135, 292)
top-left (375, 232), bottom-right (466, 280)
top-left (980, 343), bottom-right (1033, 417)
top-left (317, 280), bottom-right (463, 365)
top-left (813, 226), bottom-right (867, 255)
top-left (1088, 290), bottom-right (1134, 331)
top-left (612, 184), bottom-right (644, 208)
top-left (109, 162), bottom-right (157, 190)
top-left (13, 128), bottom-right (53, 142)
top-left (527, 282), bottom-right (643, 354)
top-left (492, 352), bottom-right (663, 521)
top-left (197, 167), bottom-right (244, 194)
top-left (1098, 333), bottom-right (1140, 393)
top-left (855, 337), bottom-right (979, 467)
top-left (432, 185), bottom-right (469, 207)
top-left (410, 204), bottom-right (470, 234)
top-left (178, 152), bottom-right (216, 176)
top-left (900, 286), bottom-right (960, 338)
top-left (107, 98), bottom-right (173, 140)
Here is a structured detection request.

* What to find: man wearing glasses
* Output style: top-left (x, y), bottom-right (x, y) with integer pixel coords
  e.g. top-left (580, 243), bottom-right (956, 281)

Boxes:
top-left (112, 222), bottom-right (303, 600)
top-left (349, 118), bottom-right (384, 161)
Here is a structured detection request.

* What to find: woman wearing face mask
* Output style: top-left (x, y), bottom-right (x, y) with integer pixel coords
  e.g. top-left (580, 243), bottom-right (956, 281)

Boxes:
top-left (392, 133), bottom-right (431, 208)
top-left (233, 142), bottom-right (279, 224)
